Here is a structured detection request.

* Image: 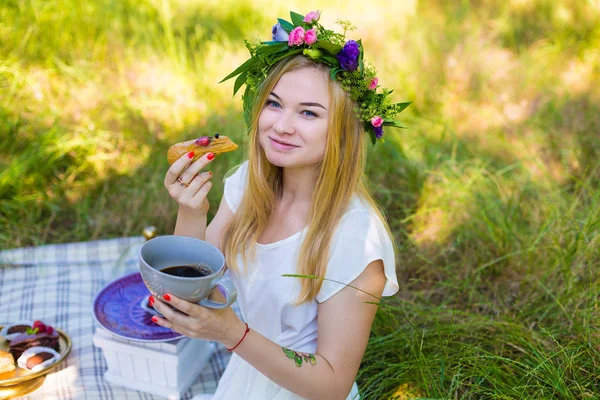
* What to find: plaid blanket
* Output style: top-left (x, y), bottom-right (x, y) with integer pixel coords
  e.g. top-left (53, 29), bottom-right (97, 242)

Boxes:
top-left (0, 236), bottom-right (231, 399)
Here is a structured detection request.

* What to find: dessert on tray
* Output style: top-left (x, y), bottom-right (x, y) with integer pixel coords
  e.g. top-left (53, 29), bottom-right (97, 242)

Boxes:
top-left (0, 320), bottom-right (34, 341)
top-left (7, 320), bottom-right (60, 360)
top-left (0, 350), bottom-right (15, 375)
top-left (17, 346), bottom-right (61, 372)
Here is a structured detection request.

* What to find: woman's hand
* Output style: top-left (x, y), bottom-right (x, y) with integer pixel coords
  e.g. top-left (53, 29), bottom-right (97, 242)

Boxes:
top-left (164, 151), bottom-right (215, 216)
top-left (150, 294), bottom-right (247, 348)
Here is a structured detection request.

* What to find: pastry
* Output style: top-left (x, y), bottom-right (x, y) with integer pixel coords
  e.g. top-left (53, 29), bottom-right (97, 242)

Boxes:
top-left (0, 351), bottom-right (15, 375)
top-left (9, 320), bottom-right (59, 360)
top-left (167, 133), bottom-right (238, 165)
top-left (17, 346), bottom-right (61, 372)
top-left (0, 320), bottom-right (34, 341)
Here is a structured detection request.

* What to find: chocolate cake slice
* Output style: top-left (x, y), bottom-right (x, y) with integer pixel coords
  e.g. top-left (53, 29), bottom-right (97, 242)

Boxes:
top-left (9, 330), bottom-right (59, 360)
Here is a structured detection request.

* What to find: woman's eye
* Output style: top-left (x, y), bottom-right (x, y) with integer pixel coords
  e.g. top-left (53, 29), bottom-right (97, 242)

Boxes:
top-left (302, 110), bottom-right (318, 117)
top-left (266, 100), bottom-right (281, 108)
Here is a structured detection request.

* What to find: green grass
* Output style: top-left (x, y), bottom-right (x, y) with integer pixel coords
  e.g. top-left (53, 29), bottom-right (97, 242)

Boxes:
top-left (1, 0), bottom-right (599, 398)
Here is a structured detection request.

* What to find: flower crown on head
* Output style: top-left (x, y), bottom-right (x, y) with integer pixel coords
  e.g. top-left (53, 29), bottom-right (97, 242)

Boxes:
top-left (221, 10), bottom-right (410, 143)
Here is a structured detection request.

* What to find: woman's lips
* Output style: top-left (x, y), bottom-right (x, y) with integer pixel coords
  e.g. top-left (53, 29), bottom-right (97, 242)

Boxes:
top-left (269, 137), bottom-right (299, 151)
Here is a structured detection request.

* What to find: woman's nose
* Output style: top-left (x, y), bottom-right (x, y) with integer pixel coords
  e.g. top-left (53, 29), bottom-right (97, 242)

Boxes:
top-left (273, 111), bottom-right (296, 135)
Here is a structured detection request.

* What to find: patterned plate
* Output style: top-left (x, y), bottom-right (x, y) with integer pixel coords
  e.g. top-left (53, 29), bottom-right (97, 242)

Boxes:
top-left (92, 272), bottom-right (183, 342)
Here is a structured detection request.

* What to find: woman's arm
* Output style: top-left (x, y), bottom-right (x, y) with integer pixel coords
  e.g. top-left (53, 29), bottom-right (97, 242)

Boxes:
top-left (173, 209), bottom-right (207, 239)
top-left (152, 259), bottom-right (386, 400)
top-left (232, 260), bottom-right (386, 399)
top-left (173, 192), bottom-right (232, 243)
top-left (166, 152), bottom-right (215, 240)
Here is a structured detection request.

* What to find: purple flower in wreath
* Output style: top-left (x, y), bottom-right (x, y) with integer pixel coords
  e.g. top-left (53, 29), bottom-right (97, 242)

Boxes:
top-left (374, 125), bottom-right (383, 139)
top-left (336, 40), bottom-right (360, 71)
top-left (371, 116), bottom-right (384, 138)
top-left (272, 22), bottom-right (289, 42)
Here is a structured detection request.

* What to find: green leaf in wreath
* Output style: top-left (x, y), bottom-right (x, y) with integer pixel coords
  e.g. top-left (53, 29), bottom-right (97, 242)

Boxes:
top-left (242, 86), bottom-right (255, 128)
top-left (357, 39), bottom-right (365, 76)
top-left (316, 40), bottom-right (343, 55)
top-left (290, 11), bottom-right (304, 27)
top-left (394, 101), bottom-right (412, 113)
top-left (272, 48), bottom-right (303, 64)
top-left (261, 40), bottom-right (287, 46)
top-left (277, 18), bottom-right (294, 33)
top-left (294, 353), bottom-right (303, 367)
top-left (316, 55), bottom-right (339, 67)
top-left (233, 72), bottom-right (247, 96)
top-left (308, 354), bottom-right (317, 366)
top-left (256, 42), bottom-right (289, 55)
top-left (330, 67), bottom-right (344, 81)
top-left (382, 119), bottom-right (408, 129)
top-left (366, 124), bottom-right (377, 145)
top-left (220, 57), bottom-right (256, 83)
top-left (303, 48), bottom-right (323, 60)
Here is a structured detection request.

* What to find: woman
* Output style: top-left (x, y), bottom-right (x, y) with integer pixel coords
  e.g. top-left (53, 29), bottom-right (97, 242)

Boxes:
top-left (151, 11), bottom-right (407, 400)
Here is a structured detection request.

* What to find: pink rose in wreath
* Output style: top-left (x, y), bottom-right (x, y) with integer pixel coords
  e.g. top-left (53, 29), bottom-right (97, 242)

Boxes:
top-left (288, 27), bottom-right (306, 46)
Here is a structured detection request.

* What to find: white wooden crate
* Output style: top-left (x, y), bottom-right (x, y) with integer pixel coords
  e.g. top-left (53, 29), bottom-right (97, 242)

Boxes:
top-left (92, 327), bottom-right (214, 399)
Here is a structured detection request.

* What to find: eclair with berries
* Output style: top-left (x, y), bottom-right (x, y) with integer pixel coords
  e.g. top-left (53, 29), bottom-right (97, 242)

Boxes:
top-left (167, 134), bottom-right (238, 165)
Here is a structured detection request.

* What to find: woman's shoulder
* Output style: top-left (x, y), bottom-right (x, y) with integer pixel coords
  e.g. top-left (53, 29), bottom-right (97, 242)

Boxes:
top-left (224, 160), bottom-right (249, 182)
top-left (317, 196), bottom-right (398, 302)
top-left (333, 196), bottom-right (392, 244)
top-left (342, 196), bottom-right (384, 224)
top-left (223, 160), bottom-right (249, 213)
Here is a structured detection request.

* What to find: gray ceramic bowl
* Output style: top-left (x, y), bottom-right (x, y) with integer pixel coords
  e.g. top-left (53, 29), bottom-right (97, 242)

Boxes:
top-left (139, 235), bottom-right (236, 309)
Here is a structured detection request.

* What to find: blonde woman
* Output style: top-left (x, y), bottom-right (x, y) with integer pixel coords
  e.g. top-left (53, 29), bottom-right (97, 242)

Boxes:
top-left (151, 11), bottom-right (408, 400)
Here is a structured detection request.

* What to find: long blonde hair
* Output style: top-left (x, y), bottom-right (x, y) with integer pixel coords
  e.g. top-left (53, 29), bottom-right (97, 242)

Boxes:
top-left (222, 55), bottom-right (393, 303)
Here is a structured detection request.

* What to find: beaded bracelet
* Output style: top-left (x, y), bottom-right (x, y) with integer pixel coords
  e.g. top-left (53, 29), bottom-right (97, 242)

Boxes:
top-left (227, 322), bottom-right (250, 352)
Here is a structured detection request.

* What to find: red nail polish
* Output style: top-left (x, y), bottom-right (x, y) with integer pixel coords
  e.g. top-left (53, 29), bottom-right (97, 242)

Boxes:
top-left (208, 171), bottom-right (213, 177)
top-left (207, 153), bottom-right (215, 161)
top-left (148, 296), bottom-right (154, 306)
top-left (163, 294), bottom-right (171, 301)
top-left (187, 151), bottom-right (195, 159)
top-left (151, 316), bottom-right (158, 323)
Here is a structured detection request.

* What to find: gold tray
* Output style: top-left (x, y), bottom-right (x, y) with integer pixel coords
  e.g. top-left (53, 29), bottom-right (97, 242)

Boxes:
top-left (0, 327), bottom-right (72, 399)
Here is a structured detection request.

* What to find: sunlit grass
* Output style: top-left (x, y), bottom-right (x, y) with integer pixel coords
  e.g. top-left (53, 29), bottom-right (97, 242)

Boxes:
top-left (1, 0), bottom-right (600, 398)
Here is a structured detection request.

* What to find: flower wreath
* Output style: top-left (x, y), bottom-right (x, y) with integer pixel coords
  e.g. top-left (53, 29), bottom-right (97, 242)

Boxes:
top-left (221, 10), bottom-right (410, 143)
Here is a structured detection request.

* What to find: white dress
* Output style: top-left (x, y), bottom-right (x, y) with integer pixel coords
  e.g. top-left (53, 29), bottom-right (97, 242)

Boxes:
top-left (197, 161), bottom-right (399, 400)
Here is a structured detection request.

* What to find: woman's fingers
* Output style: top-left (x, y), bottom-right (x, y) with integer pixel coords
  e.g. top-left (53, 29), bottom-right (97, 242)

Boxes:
top-left (151, 294), bottom-right (207, 337)
top-left (151, 298), bottom-right (190, 326)
top-left (177, 153), bottom-right (215, 185)
top-left (162, 293), bottom-right (196, 316)
top-left (192, 179), bottom-right (213, 203)
top-left (164, 151), bottom-right (196, 187)
top-left (179, 172), bottom-right (213, 204)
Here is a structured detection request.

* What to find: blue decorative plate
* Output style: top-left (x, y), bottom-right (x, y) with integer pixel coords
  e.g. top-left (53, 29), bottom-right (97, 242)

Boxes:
top-left (92, 272), bottom-right (184, 342)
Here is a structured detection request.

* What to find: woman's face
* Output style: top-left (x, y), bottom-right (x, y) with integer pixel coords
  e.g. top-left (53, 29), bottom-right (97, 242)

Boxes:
top-left (258, 67), bottom-right (330, 170)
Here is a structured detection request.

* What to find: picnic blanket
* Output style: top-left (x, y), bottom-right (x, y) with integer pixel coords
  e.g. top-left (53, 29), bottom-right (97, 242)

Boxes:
top-left (0, 236), bottom-right (231, 399)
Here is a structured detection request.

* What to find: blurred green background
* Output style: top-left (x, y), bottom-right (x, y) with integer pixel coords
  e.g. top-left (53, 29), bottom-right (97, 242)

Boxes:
top-left (1, 0), bottom-right (599, 398)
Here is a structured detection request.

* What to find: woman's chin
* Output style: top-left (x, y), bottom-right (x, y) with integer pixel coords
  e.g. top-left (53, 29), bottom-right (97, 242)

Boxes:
top-left (262, 146), bottom-right (320, 170)
top-left (265, 153), bottom-right (292, 168)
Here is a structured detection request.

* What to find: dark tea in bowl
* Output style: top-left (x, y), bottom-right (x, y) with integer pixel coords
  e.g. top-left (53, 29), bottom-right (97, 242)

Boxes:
top-left (139, 236), bottom-right (236, 309)
top-left (161, 264), bottom-right (213, 278)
